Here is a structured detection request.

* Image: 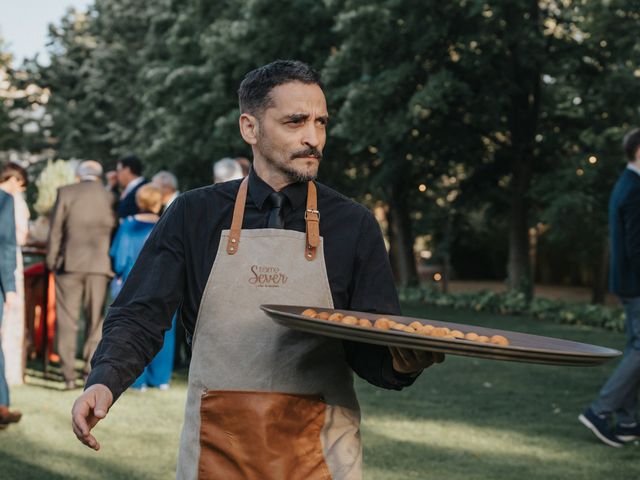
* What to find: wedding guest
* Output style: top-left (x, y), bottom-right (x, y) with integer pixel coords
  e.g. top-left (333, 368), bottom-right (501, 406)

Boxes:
top-left (1, 171), bottom-right (30, 385)
top-left (0, 162), bottom-right (26, 427)
top-left (110, 184), bottom-right (177, 391)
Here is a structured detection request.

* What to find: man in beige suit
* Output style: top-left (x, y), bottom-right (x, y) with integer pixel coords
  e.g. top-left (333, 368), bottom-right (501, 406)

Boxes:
top-left (46, 161), bottom-right (116, 390)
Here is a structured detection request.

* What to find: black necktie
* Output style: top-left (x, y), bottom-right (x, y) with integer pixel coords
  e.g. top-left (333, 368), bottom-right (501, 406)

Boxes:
top-left (267, 192), bottom-right (286, 228)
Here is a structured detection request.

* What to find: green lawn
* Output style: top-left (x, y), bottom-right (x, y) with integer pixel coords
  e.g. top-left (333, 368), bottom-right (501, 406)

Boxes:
top-left (0, 303), bottom-right (637, 479)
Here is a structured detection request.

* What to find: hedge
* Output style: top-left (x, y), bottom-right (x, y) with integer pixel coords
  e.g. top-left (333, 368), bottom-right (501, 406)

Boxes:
top-left (398, 287), bottom-right (625, 332)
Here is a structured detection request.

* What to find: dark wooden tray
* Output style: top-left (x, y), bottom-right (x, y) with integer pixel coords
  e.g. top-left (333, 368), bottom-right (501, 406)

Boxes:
top-left (260, 304), bottom-right (621, 366)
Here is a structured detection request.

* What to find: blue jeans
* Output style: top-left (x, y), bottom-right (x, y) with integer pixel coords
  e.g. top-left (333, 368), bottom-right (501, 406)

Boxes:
top-left (591, 296), bottom-right (640, 424)
top-left (0, 292), bottom-right (10, 406)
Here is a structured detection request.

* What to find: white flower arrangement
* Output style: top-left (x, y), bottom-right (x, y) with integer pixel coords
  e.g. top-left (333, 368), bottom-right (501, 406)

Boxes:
top-left (33, 159), bottom-right (75, 216)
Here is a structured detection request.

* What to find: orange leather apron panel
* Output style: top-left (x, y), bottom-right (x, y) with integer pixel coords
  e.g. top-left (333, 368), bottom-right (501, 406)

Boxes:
top-left (198, 391), bottom-right (332, 480)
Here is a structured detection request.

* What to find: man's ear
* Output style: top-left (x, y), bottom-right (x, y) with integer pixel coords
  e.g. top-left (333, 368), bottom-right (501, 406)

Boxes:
top-left (239, 113), bottom-right (259, 145)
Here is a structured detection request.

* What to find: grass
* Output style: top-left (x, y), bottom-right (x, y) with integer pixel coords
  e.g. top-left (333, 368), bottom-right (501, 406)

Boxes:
top-left (0, 302), bottom-right (637, 479)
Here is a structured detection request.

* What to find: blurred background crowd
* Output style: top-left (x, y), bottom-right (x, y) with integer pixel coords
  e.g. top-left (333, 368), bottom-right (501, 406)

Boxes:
top-left (0, 154), bottom-right (248, 405)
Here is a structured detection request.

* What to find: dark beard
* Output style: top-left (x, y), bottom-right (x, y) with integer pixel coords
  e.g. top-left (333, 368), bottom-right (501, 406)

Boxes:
top-left (280, 164), bottom-right (318, 183)
top-left (265, 154), bottom-right (320, 183)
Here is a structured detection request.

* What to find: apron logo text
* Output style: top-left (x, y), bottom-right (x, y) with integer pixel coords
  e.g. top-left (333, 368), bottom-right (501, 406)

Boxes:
top-left (249, 265), bottom-right (288, 287)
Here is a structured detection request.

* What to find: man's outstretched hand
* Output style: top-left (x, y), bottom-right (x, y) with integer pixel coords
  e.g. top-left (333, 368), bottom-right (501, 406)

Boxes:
top-left (390, 347), bottom-right (445, 375)
top-left (71, 384), bottom-right (113, 451)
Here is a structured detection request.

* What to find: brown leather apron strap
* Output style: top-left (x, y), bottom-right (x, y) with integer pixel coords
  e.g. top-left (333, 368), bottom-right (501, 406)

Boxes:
top-left (226, 176), bottom-right (249, 255)
top-left (305, 182), bottom-right (319, 261)
top-left (227, 178), bottom-right (320, 261)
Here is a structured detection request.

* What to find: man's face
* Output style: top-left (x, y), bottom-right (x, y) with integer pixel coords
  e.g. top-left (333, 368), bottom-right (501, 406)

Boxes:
top-left (254, 81), bottom-right (328, 183)
top-left (116, 163), bottom-right (130, 188)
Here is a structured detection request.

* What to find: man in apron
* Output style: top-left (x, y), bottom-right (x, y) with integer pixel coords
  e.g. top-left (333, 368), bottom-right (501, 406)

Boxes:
top-left (72, 60), bottom-right (443, 479)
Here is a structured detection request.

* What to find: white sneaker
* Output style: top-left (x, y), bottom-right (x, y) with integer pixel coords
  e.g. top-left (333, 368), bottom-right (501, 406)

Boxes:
top-left (158, 383), bottom-right (170, 391)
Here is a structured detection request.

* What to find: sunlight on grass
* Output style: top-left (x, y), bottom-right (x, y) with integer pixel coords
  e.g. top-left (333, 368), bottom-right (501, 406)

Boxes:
top-left (0, 379), bottom-right (187, 480)
top-left (366, 416), bottom-right (571, 462)
top-left (2, 305), bottom-right (638, 480)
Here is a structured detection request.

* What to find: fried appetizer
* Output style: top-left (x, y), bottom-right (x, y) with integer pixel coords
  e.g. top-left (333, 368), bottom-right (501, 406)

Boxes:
top-left (374, 317), bottom-right (391, 330)
top-left (341, 315), bottom-right (359, 325)
top-left (358, 318), bottom-right (373, 328)
top-left (490, 334), bottom-right (509, 346)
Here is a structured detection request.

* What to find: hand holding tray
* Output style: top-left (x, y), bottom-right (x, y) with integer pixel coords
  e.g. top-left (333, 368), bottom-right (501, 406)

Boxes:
top-left (261, 304), bottom-right (621, 366)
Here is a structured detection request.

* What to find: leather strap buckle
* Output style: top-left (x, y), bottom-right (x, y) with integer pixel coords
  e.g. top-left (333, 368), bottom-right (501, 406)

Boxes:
top-left (304, 208), bottom-right (320, 221)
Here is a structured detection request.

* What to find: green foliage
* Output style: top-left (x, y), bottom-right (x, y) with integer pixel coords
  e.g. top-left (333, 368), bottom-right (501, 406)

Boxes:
top-left (25, 0), bottom-right (640, 294)
top-left (33, 159), bottom-right (76, 216)
top-left (398, 287), bottom-right (625, 332)
top-left (0, 37), bottom-right (48, 158)
top-left (531, 0), bottom-right (640, 284)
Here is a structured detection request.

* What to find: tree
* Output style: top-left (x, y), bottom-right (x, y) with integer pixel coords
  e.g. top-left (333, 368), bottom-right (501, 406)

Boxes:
top-left (37, 7), bottom-right (103, 161)
top-left (533, 0), bottom-right (640, 302)
top-left (0, 37), bottom-right (50, 166)
top-left (0, 39), bottom-right (18, 155)
top-left (133, 0), bottom-right (337, 187)
top-left (323, 0), bottom-right (493, 286)
top-left (33, 0), bottom-right (640, 298)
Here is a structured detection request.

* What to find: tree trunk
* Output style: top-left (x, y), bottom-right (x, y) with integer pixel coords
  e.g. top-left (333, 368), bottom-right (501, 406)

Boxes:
top-left (507, 157), bottom-right (533, 297)
top-left (591, 243), bottom-right (609, 304)
top-left (387, 184), bottom-right (418, 288)
top-left (504, 2), bottom-right (540, 300)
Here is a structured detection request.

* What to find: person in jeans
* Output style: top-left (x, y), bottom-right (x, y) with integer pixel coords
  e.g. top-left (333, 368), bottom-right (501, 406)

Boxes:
top-left (0, 162), bottom-right (27, 427)
top-left (579, 128), bottom-right (640, 447)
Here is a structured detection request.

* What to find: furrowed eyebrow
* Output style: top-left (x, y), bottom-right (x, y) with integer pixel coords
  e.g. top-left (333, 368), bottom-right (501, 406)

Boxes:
top-left (281, 113), bottom-right (329, 124)
top-left (284, 113), bottom-right (310, 122)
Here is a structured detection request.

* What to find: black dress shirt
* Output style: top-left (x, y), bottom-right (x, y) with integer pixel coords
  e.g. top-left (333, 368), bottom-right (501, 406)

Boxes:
top-left (88, 169), bottom-right (419, 400)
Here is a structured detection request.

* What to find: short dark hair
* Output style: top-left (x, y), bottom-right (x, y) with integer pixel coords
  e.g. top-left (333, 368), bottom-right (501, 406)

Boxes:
top-left (0, 162), bottom-right (28, 187)
top-left (117, 154), bottom-right (143, 176)
top-left (238, 60), bottom-right (322, 116)
top-left (623, 129), bottom-right (640, 162)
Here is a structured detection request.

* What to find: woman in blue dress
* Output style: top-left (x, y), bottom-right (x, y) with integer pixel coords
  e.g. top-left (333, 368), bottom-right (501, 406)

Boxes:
top-left (110, 184), bottom-right (177, 391)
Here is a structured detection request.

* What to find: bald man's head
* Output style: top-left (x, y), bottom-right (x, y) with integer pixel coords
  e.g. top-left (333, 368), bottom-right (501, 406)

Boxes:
top-left (76, 160), bottom-right (103, 180)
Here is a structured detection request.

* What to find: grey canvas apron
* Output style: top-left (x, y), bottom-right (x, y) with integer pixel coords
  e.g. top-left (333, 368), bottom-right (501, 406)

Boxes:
top-left (177, 178), bottom-right (362, 480)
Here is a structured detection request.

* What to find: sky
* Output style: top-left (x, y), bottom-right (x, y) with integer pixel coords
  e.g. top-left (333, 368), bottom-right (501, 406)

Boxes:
top-left (0, 0), bottom-right (93, 65)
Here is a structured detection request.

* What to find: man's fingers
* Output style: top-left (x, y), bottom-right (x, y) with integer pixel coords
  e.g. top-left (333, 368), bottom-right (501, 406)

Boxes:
top-left (70, 384), bottom-right (113, 451)
top-left (389, 347), bottom-right (400, 367)
top-left (390, 346), bottom-right (445, 373)
top-left (433, 352), bottom-right (446, 364)
top-left (72, 416), bottom-right (100, 450)
top-left (72, 398), bottom-right (92, 437)
top-left (93, 391), bottom-right (111, 419)
top-left (389, 347), bottom-right (408, 368)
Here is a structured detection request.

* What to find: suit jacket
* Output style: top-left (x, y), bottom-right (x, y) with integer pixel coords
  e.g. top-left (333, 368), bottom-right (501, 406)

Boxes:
top-left (117, 178), bottom-right (148, 219)
top-left (46, 180), bottom-right (116, 275)
top-left (609, 168), bottom-right (640, 297)
top-left (0, 190), bottom-right (17, 296)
